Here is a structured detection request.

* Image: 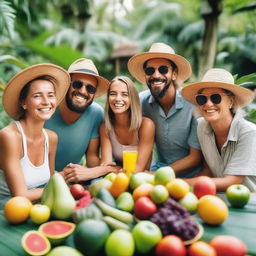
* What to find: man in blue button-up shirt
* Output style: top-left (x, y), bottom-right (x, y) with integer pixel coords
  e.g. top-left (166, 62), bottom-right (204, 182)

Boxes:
top-left (128, 42), bottom-right (202, 177)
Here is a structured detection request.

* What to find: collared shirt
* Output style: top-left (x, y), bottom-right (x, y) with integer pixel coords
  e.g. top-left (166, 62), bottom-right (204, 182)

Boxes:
top-left (140, 89), bottom-right (200, 176)
top-left (198, 112), bottom-right (256, 191)
top-left (45, 102), bottom-right (103, 171)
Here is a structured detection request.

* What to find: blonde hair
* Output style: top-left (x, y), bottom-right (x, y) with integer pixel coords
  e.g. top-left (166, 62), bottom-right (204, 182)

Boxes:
top-left (104, 76), bottom-right (142, 133)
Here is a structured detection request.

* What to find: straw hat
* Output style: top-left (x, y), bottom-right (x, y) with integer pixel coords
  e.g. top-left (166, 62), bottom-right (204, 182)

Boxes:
top-left (128, 42), bottom-right (192, 86)
top-left (181, 68), bottom-right (254, 107)
top-left (3, 64), bottom-right (70, 120)
top-left (68, 58), bottom-right (109, 97)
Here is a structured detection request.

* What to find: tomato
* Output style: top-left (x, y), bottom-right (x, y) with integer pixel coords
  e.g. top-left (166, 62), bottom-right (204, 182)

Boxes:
top-left (70, 184), bottom-right (86, 200)
top-left (134, 196), bottom-right (157, 220)
top-left (155, 235), bottom-right (186, 256)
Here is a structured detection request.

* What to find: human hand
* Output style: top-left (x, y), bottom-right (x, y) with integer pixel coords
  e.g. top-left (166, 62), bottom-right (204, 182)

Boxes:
top-left (63, 163), bottom-right (88, 183)
top-left (100, 161), bottom-right (117, 167)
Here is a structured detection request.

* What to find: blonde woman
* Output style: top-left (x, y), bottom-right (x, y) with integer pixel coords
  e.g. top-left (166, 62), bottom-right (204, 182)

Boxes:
top-left (0, 64), bottom-right (70, 207)
top-left (100, 76), bottom-right (155, 172)
top-left (181, 68), bottom-right (256, 191)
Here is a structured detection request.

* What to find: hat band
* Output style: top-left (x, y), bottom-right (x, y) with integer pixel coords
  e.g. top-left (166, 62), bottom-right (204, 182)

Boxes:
top-left (72, 68), bottom-right (98, 75)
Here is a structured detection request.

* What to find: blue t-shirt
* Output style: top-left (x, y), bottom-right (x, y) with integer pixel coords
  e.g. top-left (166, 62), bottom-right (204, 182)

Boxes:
top-left (45, 103), bottom-right (103, 171)
top-left (140, 90), bottom-right (201, 177)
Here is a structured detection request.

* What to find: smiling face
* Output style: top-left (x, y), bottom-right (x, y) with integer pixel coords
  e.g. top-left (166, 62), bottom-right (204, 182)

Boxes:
top-left (108, 80), bottom-right (130, 114)
top-left (66, 73), bottom-right (97, 113)
top-left (196, 88), bottom-right (234, 123)
top-left (22, 79), bottom-right (57, 121)
top-left (145, 58), bottom-right (177, 99)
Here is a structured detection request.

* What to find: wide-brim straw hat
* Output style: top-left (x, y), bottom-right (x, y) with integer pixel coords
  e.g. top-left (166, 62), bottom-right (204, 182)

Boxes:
top-left (128, 42), bottom-right (192, 86)
top-left (3, 64), bottom-right (70, 120)
top-left (181, 68), bottom-right (254, 107)
top-left (68, 58), bottom-right (109, 97)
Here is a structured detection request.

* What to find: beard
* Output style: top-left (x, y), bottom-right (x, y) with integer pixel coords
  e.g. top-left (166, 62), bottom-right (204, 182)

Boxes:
top-left (147, 78), bottom-right (172, 99)
top-left (65, 91), bottom-right (93, 114)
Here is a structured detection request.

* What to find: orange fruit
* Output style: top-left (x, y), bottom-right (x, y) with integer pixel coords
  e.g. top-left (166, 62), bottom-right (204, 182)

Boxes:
top-left (166, 178), bottom-right (190, 200)
top-left (4, 196), bottom-right (32, 224)
top-left (133, 183), bottom-right (154, 201)
top-left (197, 195), bottom-right (228, 225)
top-left (109, 173), bottom-right (129, 198)
top-left (188, 241), bottom-right (217, 256)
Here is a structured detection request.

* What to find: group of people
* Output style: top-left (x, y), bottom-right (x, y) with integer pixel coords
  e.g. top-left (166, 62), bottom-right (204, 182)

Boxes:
top-left (0, 42), bottom-right (256, 208)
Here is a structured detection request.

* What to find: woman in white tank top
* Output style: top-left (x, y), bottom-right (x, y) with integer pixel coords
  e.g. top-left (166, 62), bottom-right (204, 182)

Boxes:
top-left (0, 64), bottom-right (70, 208)
top-left (100, 76), bottom-right (155, 172)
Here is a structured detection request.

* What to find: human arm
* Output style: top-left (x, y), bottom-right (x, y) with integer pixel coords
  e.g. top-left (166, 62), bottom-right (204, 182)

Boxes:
top-left (0, 128), bottom-right (43, 201)
top-left (170, 147), bottom-right (203, 176)
top-left (135, 117), bottom-right (155, 172)
top-left (99, 123), bottom-right (116, 166)
top-left (62, 163), bottom-right (121, 183)
top-left (184, 160), bottom-right (245, 192)
top-left (47, 129), bottom-right (58, 176)
top-left (85, 137), bottom-right (101, 167)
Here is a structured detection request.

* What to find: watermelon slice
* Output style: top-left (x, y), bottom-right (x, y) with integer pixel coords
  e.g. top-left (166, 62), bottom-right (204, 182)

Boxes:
top-left (39, 220), bottom-right (75, 245)
top-left (22, 230), bottom-right (50, 256)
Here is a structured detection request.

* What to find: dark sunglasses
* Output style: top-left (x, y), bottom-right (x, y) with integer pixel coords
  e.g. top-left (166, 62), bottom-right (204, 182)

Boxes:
top-left (195, 93), bottom-right (222, 106)
top-left (145, 65), bottom-right (169, 76)
top-left (71, 80), bottom-right (97, 94)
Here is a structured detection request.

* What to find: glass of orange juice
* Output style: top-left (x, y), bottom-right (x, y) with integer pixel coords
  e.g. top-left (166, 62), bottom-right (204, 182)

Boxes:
top-left (123, 148), bottom-right (138, 176)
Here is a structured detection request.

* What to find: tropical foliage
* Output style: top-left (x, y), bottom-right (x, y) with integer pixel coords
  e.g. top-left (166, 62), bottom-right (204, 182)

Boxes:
top-left (0, 0), bottom-right (256, 127)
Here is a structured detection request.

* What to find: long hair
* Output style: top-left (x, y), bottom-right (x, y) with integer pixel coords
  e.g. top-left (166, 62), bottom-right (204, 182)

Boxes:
top-left (104, 76), bottom-right (142, 133)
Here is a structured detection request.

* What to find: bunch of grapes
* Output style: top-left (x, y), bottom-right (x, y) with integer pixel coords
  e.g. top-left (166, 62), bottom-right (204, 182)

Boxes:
top-left (149, 198), bottom-right (199, 241)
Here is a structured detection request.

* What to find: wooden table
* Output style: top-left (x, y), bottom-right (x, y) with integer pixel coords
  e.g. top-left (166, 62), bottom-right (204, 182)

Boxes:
top-left (0, 194), bottom-right (256, 256)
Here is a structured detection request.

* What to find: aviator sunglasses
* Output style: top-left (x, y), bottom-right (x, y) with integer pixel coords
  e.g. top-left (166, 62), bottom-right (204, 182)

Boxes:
top-left (195, 93), bottom-right (223, 106)
top-left (71, 80), bottom-right (97, 94)
top-left (145, 65), bottom-right (169, 76)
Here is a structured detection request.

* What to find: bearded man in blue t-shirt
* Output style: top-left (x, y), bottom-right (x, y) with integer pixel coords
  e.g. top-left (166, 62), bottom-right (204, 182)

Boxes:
top-left (45, 58), bottom-right (120, 183)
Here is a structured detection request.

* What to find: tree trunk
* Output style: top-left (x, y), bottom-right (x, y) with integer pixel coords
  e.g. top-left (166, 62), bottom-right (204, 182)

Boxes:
top-left (199, 0), bottom-right (222, 78)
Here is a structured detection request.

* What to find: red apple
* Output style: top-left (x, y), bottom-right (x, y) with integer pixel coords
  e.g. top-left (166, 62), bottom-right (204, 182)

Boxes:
top-left (134, 196), bottom-right (157, 219)
top-left (210, 235), bottom-right (247, 256)
top-left (193, 176), bottom-right (216, 199)
top-left (70, 184), bottom-right (86, 200)
top-left (155, 235), bottom-right (186, 256)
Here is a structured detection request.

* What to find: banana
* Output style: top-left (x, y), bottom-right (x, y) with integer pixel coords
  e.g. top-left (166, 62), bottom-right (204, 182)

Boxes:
top-left (94, 198), bottom-right (134, 225)
top-left (102, 216), bottom-right (131, 231)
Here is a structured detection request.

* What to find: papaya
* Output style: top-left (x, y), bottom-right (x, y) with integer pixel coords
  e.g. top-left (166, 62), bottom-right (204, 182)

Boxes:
top-left (96, 188), bottom-right (116, 207)
top-left (39, 220), bottom-right (75, 245)
top-left (22, 230), bottom-right (51, 256)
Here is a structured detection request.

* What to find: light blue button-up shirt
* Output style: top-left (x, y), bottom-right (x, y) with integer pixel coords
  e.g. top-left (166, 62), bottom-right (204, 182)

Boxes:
top-left (140, 89), bottom-right (201, 177)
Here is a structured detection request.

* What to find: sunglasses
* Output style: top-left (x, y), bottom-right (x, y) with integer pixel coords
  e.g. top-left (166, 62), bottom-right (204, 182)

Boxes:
top-left (195, 93), bottom-right (222, 106)
top-left (71, 80), bottom-right (97, 94)
top-left (145, 65), bottom-right (169, 76)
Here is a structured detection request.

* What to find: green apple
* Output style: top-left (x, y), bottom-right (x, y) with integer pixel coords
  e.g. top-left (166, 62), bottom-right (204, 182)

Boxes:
top-left (179, 192), bottom-right (198, 213)
top-left (154, 166), bottom-right (176, 185)
top-left (132, 221), bottom-right (162, 254)
top-left (116, 192), bottom-right (134, 212)
top-left (226, 184), bottom-right (250, 208)
top-left (129, 173), bottom-right (147, 190)
top-left (105, 230), bottom-right (135, 256)
top-left (104, 172), bottom-right (117, 182)
top-left (150, 185), bottom-right (169, 204)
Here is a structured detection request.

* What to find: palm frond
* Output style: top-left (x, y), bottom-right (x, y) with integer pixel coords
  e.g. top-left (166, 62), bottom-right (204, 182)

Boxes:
top-left (0, 0), bottom-right (16, 39)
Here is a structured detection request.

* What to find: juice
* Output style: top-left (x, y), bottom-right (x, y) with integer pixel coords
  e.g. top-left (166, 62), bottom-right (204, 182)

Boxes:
top-left (123, 150), bottom-right (138, 176)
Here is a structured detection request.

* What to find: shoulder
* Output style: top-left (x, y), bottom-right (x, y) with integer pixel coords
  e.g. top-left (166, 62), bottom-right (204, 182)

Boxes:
top-left (44, 128), bottom-right (58, 143)
top-left (141, 117), bottom-right (155, 127)
top-left (0, 123), bottom-right (21, 149)
top-left (139, 90), bottom-right (151, 101)
top-left (90, 102), bottom-right (104, 113)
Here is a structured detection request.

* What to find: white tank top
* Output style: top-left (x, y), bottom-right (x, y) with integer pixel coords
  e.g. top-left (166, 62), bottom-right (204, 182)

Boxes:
top-left (0, 121), bottom-right (50, 206)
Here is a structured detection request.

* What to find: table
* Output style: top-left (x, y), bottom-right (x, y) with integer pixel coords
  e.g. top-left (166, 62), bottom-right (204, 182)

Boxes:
top-left (0, 194), bottom-right (256, 256)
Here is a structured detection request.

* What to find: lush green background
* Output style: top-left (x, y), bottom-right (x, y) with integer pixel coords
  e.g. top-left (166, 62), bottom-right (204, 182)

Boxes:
top-left (1, 0), bottom-right (256, 127)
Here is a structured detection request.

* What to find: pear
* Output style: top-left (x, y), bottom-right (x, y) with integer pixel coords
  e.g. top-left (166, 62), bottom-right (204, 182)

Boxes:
top-left (41, 177), bottom-right (54, 209)
top-left (51, 172), bottom-right (76, 220)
